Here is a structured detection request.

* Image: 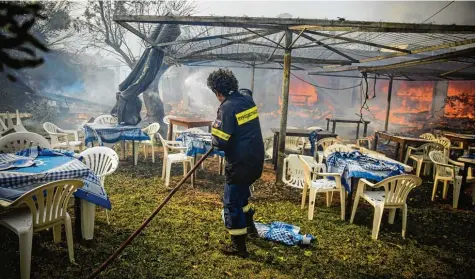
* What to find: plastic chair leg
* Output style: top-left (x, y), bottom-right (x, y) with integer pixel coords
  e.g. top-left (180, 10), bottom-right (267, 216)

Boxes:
top-left (151, 145), bottom-right (155, 163)
top-left (301, 184), bottom-right (308, 210)
top-left (165, 161), bottom-right (172, 187)
top-left (432, 179), bottom-right (439, 201)
top-left (453, 180), bottom-right (462, 208)
top-left (18, 226), bottom-right (33, 279)
top-left (442, 181), bottom-right (449, 199)
top-left (415, 160), bottom-right (423, 177)
top-left (402, 204), bottom-right (408, 238)
top-left (53, 224), bottom-right (62, 243)
top-left (388, 208), bottom-right (396, 224)
top-left (161, 157), bottom-right (167, 179)
top-left (339, 189), bottom-right (345, 221)
top-left (350, 191), bottom-right (360, 224)
top-left (64, 214), bottom-right (75, 263)
top-left (183, 162), bottom-right (187, 177)
top-left (143, 145), bottom-right (147, 160)
top-left (308, 188), bottom-right (317, 220)
top-left (371, 205), bottom-right (384, 240)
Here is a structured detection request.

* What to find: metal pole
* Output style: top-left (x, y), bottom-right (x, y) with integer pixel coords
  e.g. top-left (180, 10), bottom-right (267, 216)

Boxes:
top-left (250, 63), bottom-right (255, 92)
top-left (384, 76), bottom-right (394, 131)
top-left (276, 29), bottom-right (292, 184)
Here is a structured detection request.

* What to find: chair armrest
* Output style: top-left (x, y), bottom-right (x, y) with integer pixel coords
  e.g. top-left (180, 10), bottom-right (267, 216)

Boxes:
top-left (313, 171), bottom-right (341, 179)
top-left (448, 158), bottom-right (464, 167)
top-left (61, 129), bottom-right (80, 141)
top-left (359, 178), bottom-right (377, 188)
top-left (168, 146), bottom-right (187, 151)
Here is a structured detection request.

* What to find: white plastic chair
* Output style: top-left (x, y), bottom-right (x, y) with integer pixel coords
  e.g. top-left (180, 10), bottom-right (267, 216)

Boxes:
top-left (404, 142), bottom-right (444, 177)
top-left (43, 122), bottom-right (82, 151)
top-left (315, 137), bottom-right (344, 164)
top-left (140, 123), bottom-right (161, 163)
top-left (80, 147), bottom-right (119, 224)
top-left (0, 132), bottom-right (51, 153)
top-left (0, 179), bottom-right (82, 279)
top-left (299, 155), bottom-right (346, 221)
top-left (163, 115), bottom-right (184, 140)
top-left (93, 115), bottom-right (118, 125)
top-left (158, 133), bottom-right (194, 187)
top-left (1, 110), bottom-right (27, 135)
top-left (285, 126), bottom-right (303, 154)
top-left (357, 137), bottom-right (372, 149)
top-left (434, 136), bottom-right (451, 156)
top-left (350, 174), bottom-right (422, 240)
top-left (429, 151), bottom-right (464, 208)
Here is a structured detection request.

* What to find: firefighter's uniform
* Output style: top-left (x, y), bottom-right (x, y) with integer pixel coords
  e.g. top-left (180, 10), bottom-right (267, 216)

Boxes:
top-left (212, 90), bottom-right (264, 236)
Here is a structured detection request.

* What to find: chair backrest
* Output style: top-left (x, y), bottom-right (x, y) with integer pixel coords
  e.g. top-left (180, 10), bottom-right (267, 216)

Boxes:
top-left (263, 136), bottom-right (273, 160)
top-left (11, 179), bottom-right (83, 230)
top-left (434, 136), bottom-right (451, 150)
top-left (429, 150), bottom-right (451, 177)
top-left (419, 142), bottom-right (445, 156)
top-left (357, 137), bottom-right (371, 149)
top-left (306, 126), bottom-right (323, 131)
top-left (316, 137), bottom-right (343, 151)
top-left (93, 115), bottom-right (118, 125)
top-left (285, 126), bottom-right (302, 147)
top-left (371, 174), bottom-right (422, 206)
top-left (80, 147), bottom-right (119, 185)
top-left (323, 144), bottom-right (352, 158)
top-left (0, 132), bottom-right (51, 153)
top-left (43, 122), bottom-right (61, 146)
top-left (419, 133), bottom-right (436, 140)
top-left (283, 154), bottom-right (323, 189)
top-left (142, 123), bottom-right (161, 143)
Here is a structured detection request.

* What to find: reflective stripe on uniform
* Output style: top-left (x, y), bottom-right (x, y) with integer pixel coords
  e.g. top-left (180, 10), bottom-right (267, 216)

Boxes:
top-left (242, 204), bottom-right (250, 213)
top-left (235, 106), bottom-right (258, 125)
top-left (212, 128), bottom-right (231, 141)
top-left (228, 228), bottom-right (247, 235)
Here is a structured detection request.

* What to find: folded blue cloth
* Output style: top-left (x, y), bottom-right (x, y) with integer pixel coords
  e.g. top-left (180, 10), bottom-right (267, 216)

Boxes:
top-left (255, 221), bottom-right (316, 246)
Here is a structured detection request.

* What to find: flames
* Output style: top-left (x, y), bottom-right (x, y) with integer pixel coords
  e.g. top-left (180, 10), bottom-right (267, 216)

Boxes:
top-left (278, 77), bottom-right (318, 107)
top-left (445, 81), bottom-right (475, 119)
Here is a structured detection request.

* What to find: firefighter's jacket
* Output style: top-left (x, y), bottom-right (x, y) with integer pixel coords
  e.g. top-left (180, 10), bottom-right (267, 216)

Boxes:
top-left (212, 91), bottom-right (264, 185)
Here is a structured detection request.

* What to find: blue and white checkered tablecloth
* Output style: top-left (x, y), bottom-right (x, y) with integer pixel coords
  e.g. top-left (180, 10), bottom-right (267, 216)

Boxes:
top-left (83, 123), bottom-right (150, 146)
top-left (0, 150), bottom-right (111, 209)
top-left (176, 132), bottom-right (224, 157)
top-left (326, 151), bottom-right (405, 192)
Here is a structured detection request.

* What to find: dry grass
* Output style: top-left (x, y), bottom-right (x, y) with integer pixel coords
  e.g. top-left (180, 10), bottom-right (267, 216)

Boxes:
top-left (0, 150), bottom-right (474, 279)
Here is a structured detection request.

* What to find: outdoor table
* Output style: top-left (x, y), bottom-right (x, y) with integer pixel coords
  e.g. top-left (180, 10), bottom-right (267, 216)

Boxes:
top-left (83, 123), bottom-right (150, 166)
top-left (458, 154), bottom-right (475, 201)
top-left (443, 132), bottom-right (475, 151)
top-left (177, 132), bottom-right (225, 175)
top-left (326, 150), bottom-right (412, 220)
top-left (270, 128), bottom-right (337, 170)
top-left (373, 131), bottom-right (433, 162)
top-left (0, 150), bottom-right (111, 240)
top-left (167, 117), bottom-right (214, 141)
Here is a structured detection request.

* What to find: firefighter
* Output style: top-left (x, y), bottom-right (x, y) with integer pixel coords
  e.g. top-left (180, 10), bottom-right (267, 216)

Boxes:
top-left (207, 69), bottom-right (264, 258)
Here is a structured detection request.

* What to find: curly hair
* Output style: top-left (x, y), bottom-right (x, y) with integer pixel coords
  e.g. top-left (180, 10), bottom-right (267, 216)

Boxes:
top-left (207, 68), bottom-right (239, 96)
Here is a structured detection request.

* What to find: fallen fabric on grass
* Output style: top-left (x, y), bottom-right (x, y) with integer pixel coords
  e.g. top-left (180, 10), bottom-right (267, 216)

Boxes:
top-left (255, 221), bottom-right (315, 246)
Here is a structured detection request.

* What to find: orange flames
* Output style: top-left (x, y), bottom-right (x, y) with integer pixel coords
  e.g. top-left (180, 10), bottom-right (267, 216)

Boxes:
top-left (278, 77), bottom-right (318, 107)
top-left (445, 81), bottom-right (475, 119)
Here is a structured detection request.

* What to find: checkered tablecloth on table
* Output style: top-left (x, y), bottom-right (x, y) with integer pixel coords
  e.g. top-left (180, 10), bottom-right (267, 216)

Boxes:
top-left (83, 123), bottom-right (150, 146)
top-left (326, 150), bottom-right (405, 192)
top-left (0, 150), bottom-right (111, 209)
top-left (176, 132), bottom-right (224, 157)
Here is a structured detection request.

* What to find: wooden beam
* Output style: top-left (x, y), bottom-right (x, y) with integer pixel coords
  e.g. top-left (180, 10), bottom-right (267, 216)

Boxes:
top-left (298, 32), bottom-right (359, 62)
top-left (243, 28), bottom-right (285, 48)
top-left (440, 64), bottom-right (475, 77)
top-left (276, 29), bottom-right (293, 184)
top-left (113, 15), bottom-right (475, 34)
top-left (304, 30), bottom-right (412, 53)
top-left (384, 76), bottom-right (394, 132)
top-left (154, 30), bottom-right (263, 47)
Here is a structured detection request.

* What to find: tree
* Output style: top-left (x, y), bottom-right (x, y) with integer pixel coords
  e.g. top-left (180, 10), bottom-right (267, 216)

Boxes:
top-left (0, 2), bottom-right (48, 80)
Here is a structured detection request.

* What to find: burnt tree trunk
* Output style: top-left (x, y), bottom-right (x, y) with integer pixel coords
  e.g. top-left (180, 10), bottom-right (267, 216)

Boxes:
top-left (143, 66), bottom-right (169, 138)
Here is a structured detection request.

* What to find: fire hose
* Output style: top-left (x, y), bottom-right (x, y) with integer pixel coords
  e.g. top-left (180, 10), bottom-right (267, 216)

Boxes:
top-left (87, 147), bottom-right (215, 279)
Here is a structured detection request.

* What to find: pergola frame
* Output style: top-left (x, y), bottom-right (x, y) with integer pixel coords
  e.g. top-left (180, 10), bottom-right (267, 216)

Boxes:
top-left (113, 15), bottom-right (475, 184)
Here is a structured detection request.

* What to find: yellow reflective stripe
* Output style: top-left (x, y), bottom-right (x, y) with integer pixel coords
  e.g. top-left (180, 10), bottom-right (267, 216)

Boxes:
top-left (228, 228), bottom-right (247, 235)
top-left (235, 106), bottom-right (258, 125)
top-left (212, 128), bottom-right (231, 141)
top-left (242, 205), bottom-right (250, 213)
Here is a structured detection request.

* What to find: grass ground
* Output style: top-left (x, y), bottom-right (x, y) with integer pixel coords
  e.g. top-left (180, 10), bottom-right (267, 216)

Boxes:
top-left (0, 150), bottom-right (474, 279)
